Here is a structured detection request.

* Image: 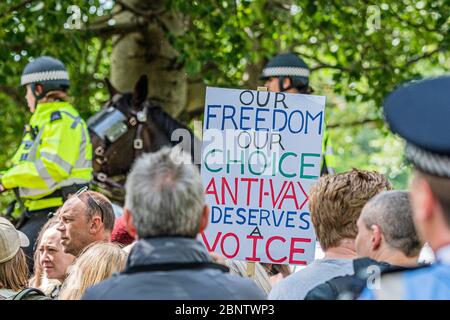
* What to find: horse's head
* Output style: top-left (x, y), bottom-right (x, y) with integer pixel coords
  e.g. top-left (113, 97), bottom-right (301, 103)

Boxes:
top-left (87, 75), bottom-right (172, 197)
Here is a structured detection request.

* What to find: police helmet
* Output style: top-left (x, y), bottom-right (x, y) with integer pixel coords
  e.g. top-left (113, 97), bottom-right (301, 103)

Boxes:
top-left (21, 56), bottom-right (70, 97)
top-left (261, 53), bottom-right (310, 91)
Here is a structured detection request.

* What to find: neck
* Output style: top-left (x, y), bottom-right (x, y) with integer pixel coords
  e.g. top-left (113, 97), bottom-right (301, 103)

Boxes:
top-left (323, 239), bottom-right (357, 259)
top-left (375, 248), bottom-right (418, 267)
top-left (432, 239), bottom-right (450, 252)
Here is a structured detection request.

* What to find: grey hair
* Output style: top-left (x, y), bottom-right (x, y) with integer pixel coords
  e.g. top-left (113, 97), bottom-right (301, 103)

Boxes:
top-left (361, 190), bottom-right (422, 257)
top-left (125, 147), bottom-right (204, 238)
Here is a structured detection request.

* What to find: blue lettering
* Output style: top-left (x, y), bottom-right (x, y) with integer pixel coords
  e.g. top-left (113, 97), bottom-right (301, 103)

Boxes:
top-left (206, 105), bottom-right (220, 129)
top-left (236, 208), bottom-right (246, 225)
top-left (239, 106), bottom-right (253, 130)
top-left (255, 108), bottom-right (270, 131)
top-left (285, 211), bottom-right (296, 228)
top-left (222, 105), bottom-right (238, 130)
top-left (299, 212), bottom-right (311, 230)
top-left (211, 206), bottom-right (222, 224)
top-left (305, 111), bottom-right (323, 135)
top-left (223, 207), bottom-right (233, 225)
top-left (259, 209), bottom-right (271, 226)
top-left (248, 209), bottom-right (258, 226)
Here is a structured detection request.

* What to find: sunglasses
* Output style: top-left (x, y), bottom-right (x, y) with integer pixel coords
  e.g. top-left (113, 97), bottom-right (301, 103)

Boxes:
top-left (75, 186), bottom-right (105, 222)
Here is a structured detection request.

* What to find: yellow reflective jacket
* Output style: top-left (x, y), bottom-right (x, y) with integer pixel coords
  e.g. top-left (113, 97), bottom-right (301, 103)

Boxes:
top-left (1, 101), bottom-right (92, 211)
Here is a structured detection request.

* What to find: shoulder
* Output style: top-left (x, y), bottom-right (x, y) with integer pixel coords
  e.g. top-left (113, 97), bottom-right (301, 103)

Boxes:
top-left (81, 275), bottom-right (124, 300)
top-left (360, 264), bottom-right (431, 300)
top-left (203, 269), bottom-right (266, 299)
top-left (304, 281), bottom-right (335, 300)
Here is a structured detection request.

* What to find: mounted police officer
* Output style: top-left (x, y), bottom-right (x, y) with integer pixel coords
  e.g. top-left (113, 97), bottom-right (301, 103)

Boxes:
top-left (0, 56), bottom-right (93, 270)
top-left (360, 76), bottom-right (450, 299)
top-left (260, 53), bottom-right (336, 175)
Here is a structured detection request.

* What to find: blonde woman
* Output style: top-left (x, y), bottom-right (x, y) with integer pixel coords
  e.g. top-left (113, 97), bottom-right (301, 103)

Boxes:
top-left (59, 242), bottom-right (127, 300)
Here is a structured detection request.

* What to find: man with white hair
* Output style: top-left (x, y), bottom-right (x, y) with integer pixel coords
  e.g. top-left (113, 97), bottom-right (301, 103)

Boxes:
top-left (82, 147), bottom-right (264, 300)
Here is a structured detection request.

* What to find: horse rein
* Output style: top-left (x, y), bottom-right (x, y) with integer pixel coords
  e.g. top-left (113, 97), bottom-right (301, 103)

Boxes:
top-left (90, 95), bottom-right (152, 191)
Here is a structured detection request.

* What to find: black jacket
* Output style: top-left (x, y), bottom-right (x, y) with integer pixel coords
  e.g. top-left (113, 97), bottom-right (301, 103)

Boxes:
top-left (304, 257), bottom-right (408, 300)
top-left (82, 237), bottom-right (265, 300)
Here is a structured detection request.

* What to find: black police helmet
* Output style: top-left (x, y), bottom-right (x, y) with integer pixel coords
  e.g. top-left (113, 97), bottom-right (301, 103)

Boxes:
top-left (261, 53), bottom-right (310, 90)
top-left (21, 56), bottom-right (70, 97)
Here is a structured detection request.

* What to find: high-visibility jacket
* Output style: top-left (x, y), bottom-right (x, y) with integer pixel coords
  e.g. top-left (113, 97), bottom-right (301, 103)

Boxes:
top-left (1, 101), bottom-right (92, 211)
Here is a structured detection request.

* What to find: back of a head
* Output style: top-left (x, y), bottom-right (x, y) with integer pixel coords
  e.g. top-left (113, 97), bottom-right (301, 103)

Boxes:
top-left (125, 147), bottom-right (204, 239)
top-left (59, 242), bottom-right (127, 300)
top-left (361, 190), bottom-right (422, 257)
top-left (0, 217), bottom-right (30, 292)
top-left (309, 169), bottom-right (392, 250)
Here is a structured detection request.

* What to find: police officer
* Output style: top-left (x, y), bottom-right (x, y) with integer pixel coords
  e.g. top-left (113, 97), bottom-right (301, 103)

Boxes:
top-left (360, 76), bottom-right (450, 299)
top-left (260, 53), bottom-right (336, 175)
top-left (0, 56), bottom-right (93, 269)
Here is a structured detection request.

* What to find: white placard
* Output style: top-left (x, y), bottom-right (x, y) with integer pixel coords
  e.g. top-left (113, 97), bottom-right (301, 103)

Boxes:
top-left (199, 87), bottom-right (326, 265)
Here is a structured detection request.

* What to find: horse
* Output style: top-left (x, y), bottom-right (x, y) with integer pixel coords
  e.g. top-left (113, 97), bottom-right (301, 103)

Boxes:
top-left (87, 75), bottom-right (201, 205)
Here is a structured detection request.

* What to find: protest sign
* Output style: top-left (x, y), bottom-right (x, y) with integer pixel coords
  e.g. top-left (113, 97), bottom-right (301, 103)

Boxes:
top-left (200, 87), bottom-right (326, 265)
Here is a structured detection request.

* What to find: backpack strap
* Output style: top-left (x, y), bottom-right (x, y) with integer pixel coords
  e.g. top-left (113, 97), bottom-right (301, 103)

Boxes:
top-left (10, 288), bottom-right (47, 300)
top-left (124, 262), bottom-right (229, 274)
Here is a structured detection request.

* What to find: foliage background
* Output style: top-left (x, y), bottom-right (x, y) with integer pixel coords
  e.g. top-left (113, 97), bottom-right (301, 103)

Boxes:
top-left (0, 0), bottom-right (449, 210)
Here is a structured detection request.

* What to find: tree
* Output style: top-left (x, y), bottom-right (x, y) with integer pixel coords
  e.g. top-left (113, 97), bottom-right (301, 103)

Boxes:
top-left (0, 0), bottom-right (449, 208)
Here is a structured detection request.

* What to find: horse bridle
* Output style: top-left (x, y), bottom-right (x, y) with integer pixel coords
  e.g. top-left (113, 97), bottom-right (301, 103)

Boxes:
top-left (88, 94), bottom-right (152, 191)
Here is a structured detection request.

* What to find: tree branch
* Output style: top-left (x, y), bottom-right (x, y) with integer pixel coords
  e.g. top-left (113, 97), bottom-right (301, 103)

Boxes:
top-left (84, 18), bottom-right (147, 38)
top-left (0, 0), bottom-right (34, 18)
top-left (327, 118), bottom-right (382, 129)
top-left (404, 46), bottom-right (446, 67)
top-left (115, 0), bottom-right (164, 19)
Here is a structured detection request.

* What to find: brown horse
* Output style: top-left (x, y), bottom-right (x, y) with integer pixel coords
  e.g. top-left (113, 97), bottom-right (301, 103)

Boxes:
top-left (87, 75), bottom-right (200, 204)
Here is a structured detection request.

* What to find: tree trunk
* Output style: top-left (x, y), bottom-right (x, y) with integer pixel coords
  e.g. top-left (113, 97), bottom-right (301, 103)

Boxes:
top-left (110, 0), bottom-right (186, 117)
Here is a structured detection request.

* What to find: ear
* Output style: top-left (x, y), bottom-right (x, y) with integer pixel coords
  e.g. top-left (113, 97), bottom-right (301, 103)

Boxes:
top-left (35, 83), bottom-right (44, 95)
top-left (123, 208), bottom-right (138, 239)
top-left (283, 77), bottom-right (292, 90)
top-left (105, 78), bottom-right (118, 97)
top-left (411, 176), bottom-right (435, 224)
top-left (89, 216), bottom-right (103, 235)
top-left (132, 75), bottom-right (148, 107)
top-left (370, 224), bottom-right (382, 251)
top-left (198, 205), bottom-right (209, 234)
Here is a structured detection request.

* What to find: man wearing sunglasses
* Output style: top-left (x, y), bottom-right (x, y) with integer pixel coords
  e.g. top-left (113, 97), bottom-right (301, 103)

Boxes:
top-left (57, 188), bottom-right (115, 257)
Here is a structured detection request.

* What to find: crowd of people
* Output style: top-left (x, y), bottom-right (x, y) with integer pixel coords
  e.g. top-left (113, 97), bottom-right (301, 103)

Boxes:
top-left (0, 54), bottom-right (449, 300)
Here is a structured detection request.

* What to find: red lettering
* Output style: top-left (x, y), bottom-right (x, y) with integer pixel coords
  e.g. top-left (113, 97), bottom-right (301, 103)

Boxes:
top-left (266, 236), bottom-right (287, 263)
top-left (278, 181), bottom-right (299, 209)
top-left (220, 232), bottom-right (240, 258)
top-left (289, 237), bottom-right (311, 265)
top-left (245, 235), bottom-right (263, 262)
top-left (258, 178), bottom-right (264, 208)
top-left (269, 179), bottom-right (287, 208)
top-left (241, 178), bottom-right (258, 206)
top-left (200, 231), bottom-right (222, 252)
top-left (297, 182), bottom-right (309, 210)
top-left (221, 177), bottom-right (238, 205)
top-left (205, 178), bottom-right (220, 204)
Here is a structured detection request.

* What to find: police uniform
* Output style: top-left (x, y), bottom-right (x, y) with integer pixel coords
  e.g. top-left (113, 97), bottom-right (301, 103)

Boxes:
top-left (261, 53), bottom-right (336, 175)
top-left (360, 76), bottom-right (450, 300)
top-left (0, 56), bottom-right (92, 268)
